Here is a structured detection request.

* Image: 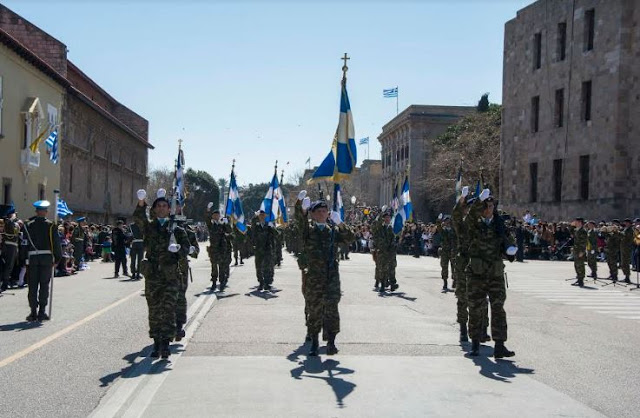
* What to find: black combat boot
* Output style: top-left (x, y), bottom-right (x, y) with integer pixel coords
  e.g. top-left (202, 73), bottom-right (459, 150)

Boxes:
top-left (305, 333), bottom-right (312, 343)
top-left (624, 276), bottom-right (632, 284)
top-left (26, 309), bottom-right (38, 322)
top-left (452, 280), bottom-right (457, 289)
top-left (459, 323), bottom-right (469, 343)
top-left (374, 281), bottom-right (379, 290)
top-left (240, 259), bottom-right (244, 265)
top-left (309, 334), bottom-right (319, 356)
top-left (493, 340), bottom-right (515, 359)
top-left (150, 339), bottom-right (160, 358)
top-left (480, 328), bottom-right (491, 343)
top-left (442, 279), bottom-right (448, 291)
top-left (258, 282), bottom-right (264, 291)
top-left (326, 334), bottom-right (339, 355)
top-left (390, 283), bottom-right (399, 291)
top-left (175, 324), bottom-right (186, 342)
top-left (470, 339), bottom-right (480, 356)
top-left (37, 307), bottom-right (50, 322)
top-left (161, 339), bottom-right (171, 359)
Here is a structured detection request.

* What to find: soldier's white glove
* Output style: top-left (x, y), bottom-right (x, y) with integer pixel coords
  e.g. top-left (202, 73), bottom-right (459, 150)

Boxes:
top-left (461, 186), bottom-right (469, 198)
top-left (137, 189), bottom-right (147, 201)
top-left (157, 188), bottom-right (167, 198)
top-left (222, 218), bottom-right (229, 224)
top-left (268, 221), bottom-right (275, 227)
top-left (298, 190), bottom-right (307, 201)
top-left (189, 246), bottom-right (196, 255)
top-left (590, 250), bottom-right (595, 255)
top-left (506, 246), bottom-right (517, 256)
top-left (381, 205), bottom-right (388, 212)
top-left (438, 213), bottom-right (443, 220)
top-left (330, 211), bottom-right (342, 225)
top-left (302, 197), bottom-right (311, 211)
top-left (207, 202), bottom-right (214, 210)
top-left (168, 243), bottom-right (181, 253)
top-left (479, 188), bottom-right (491, 201)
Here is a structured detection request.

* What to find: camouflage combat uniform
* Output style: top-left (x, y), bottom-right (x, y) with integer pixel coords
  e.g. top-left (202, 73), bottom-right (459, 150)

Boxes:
top-left (71, 224), bottom-right (86, 266)
top-left (587, 227), bottom-right (598, 278)
top-left (620, 225), bottom-right (634, 280)
top-left (205, 214), bottom-right (232, 288)
top-left (605, 227), bottom-right (621, 280)
top-left (437, 219), bottom-right (456, 288)
top-left (371, 215), bottom-right (397, 290)
top-left (176, 223), bottom-right (199, 333)
top-left (250, 217), bottom-right (277, 289)
top-left (572, 226), bottom-right (587, 283)
top-left (232, 227), bottom-right (246, 266)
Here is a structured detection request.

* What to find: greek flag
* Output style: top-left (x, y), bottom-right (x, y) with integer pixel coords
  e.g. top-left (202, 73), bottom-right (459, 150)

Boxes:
top-left (225, 170), bottom-right (246, 233)
top-left (47, 129), bottom-right (59, 164)
top-left (333, 183), bottom-right (344, 222)
top-left (359, 137), bottom-right (369, 145)
top-left (175, 148), bottom-right (185, 205)
top-left (392, 175), bottom-right (412, 234)
top-left (310, 79), bottom-right (357, 182)
top-left (260, 172), bottom-right (287, 223)
top-left (390, 181), bottom-right (400, 211)
top-left (383, 87), bottom-right (398, 98)
top-left (57, 199), bottom-right (73, 217)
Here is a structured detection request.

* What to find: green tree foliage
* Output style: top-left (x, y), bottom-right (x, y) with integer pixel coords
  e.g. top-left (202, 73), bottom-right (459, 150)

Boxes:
top-left (183, 168), bottom-right (219, 221)
top-left (420, 104), bottom-right (501, 215)
top-left (477, 93), bottom-right (490, 112)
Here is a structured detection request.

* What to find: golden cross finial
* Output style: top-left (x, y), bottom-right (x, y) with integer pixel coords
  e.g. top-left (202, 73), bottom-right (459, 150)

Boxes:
top-left (341, 53), bottom-right (350, 78)
top-left (232, 159), bottom-right (236, 171)
top-left (274, 160), bottom-right (278, 173)
top-left (178, 138), bottom-right (183, 148)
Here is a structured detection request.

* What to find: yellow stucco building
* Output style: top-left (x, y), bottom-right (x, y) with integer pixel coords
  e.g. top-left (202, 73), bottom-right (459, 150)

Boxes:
top-left (0, 28), bottom-right (67, 217)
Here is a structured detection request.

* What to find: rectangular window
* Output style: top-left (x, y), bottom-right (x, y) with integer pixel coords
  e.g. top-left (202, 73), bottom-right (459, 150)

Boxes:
top-left (530, 163), bottom-right (538, 203)
top-left (0, 75), bottom-right (3, 136)
top-left (69, 164), bottom-right (73, 193)
top-left (580, 155), bottom-right (590, 200)
top-left (119, 179), bottom-right (123, 204)
top-left (47, 103), bottom-right (58, 127)
top-left (557, 22), bottom-right (567, 61)
top-left (531, 96), bottom-right (540, 132)
top-left (582, 81), bottom-right (592, 121)
top-left (584, 9), bottom-right (595, 51)
top-left (553, 159), bottom-right (563, 202)
top-left (2, 178), bottom-right (11, 204)
top-left (533, 32), bottom-right (542, 70)
top-left (555, 89), bottom-right (564, 127)
top-left (38, 183), bottom-right (45, 201)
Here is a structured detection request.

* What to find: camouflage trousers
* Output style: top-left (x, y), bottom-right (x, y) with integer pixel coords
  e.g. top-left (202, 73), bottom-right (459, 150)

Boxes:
top-left (467, 273), bottom-right (508, 342)
top-left (606, 251), bottom-right (619, 278)
top-left (621, 249), bottom-right (632, 278)
top-left (587, 251), bottom-right (598, 276)
top-left (573, 251), bottom-right (585, 279)
top-left (142, 261), bottom-right (179, 340)
top-left (454, 254), bottom-right (488, 327)
top-left (441, 253), bottom-right (455, 281)
top-left (209, 248), bottom-right (231, 284)
top-left (255, 253), bottom-right (274, 285)
top-left (176, 262), bottom-right (189, 326)
top-left (375, 251), bottom-right (397, 287)
top-left (304, 272), bottom-right (341, 337)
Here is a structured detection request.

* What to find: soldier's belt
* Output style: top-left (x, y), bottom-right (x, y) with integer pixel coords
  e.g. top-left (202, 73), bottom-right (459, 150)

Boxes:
top-left (3, 241), bottom-right (18, 247)
top-left (74, 238), bottom-right (84, 241)
top-left (131, 239), bottom-right (144, 243)
top-left (28, 250), bottom-right (52, 256)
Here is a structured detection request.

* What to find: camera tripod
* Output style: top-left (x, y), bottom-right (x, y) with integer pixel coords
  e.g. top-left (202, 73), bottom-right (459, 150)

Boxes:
top-left (630, 251), bottom-right (640, 292)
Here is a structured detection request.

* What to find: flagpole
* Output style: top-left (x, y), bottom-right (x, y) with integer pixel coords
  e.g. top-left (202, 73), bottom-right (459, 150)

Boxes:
top-left (49, 188), bottom-right (60, 319)
top-left (226, 159), bottom-right (235, 224)
top-left (396, 86), bottom-right (399, 115)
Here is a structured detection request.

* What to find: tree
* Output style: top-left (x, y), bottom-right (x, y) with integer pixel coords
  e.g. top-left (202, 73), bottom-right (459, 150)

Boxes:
top-left (147, 167), bottom-right (174, 198)
top-left (477, 93), bottom-right (490, 112)
top-left (419, 103), bottom-right (501, 216)
top-left (183, 168), bottom-right (219, 221)
top-left (239, 183), bottom-right (270, 218)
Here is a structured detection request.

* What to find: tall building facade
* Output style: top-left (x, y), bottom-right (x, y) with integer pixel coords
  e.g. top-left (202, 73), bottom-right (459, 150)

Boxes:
top-left (378, 105), bottom-right (475, 221)
top-left (501, 0), bottom-right (640, 220)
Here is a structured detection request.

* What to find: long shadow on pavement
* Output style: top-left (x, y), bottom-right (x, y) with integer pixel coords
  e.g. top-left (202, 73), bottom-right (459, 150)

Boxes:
top-left (462, 345), bottom-right (535, 383)
top-left (0, 321), bottom-right (43, 331)
top-left (99, 345), bottom-right (174, 387)
top-left (288, 344), bottom-right (357, 408)
top-left (377, 291), bottom-right (417, 302)
top-left (244, 288), bottom-right (279, 300)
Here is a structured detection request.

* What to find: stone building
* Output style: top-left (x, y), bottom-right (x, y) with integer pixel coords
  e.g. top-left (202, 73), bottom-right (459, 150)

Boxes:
top-left (0, 4), bottom-right (152, 222)
top-left (501, 0), bottom-right (640, 220)
top-left (378, 105), bottom-right (475, 221)
top-left (0, 24), bottom-right (66, 216)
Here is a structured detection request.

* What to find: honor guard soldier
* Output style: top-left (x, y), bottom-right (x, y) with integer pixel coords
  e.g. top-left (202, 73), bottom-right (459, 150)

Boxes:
top-left (250, 209), bottom-right (277, 291)
top-left (571, 217), bottom-right (587, 287)
top-left (24, 201), bottom-right (62, 322)
top-left (176, 216), bottom-right (199, 342)
top-left (129, 221), bottom-right (145, 280)
top-left (205, 203), bottom-right (233, 291)
top-left (295, 191), bottom-right (355, 356)
top-left (72, 217), bottom-right (87, 268)
top-left (605, 220), bottom-right (622, 282)
top-left (133, 189), bottom-right (190, 359)
top-left (437, 213), bottom-right (456, 291)
top-left (586, 220), bottom-right (598, 279)
top-left (620, 218), bottom-right (634, 284)
top-left (371, 206), bottom-right (398, 293)
top-left (0, 204), bottom-right (19, 292)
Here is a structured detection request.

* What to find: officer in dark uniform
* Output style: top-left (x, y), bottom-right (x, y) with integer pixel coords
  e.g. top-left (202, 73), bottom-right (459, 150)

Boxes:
top-left (1, 204), bottom-right (19, 292)
top-left (24, 201), bottom-right (62, 322)
top-left (129, 221), bottom-right (145, 280)
top-left (72, 217), bottom-right (87, 268)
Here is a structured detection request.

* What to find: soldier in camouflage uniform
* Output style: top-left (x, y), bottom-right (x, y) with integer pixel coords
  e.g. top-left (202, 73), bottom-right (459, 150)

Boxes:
top-left (133, 189), bottom-right (190, 359)
top-left (129, 222), bottom-right (145, 280)
top-left (452, 188), bottom-right (490, 343)
top-left (232, 226), bottom-right (246, 266)
top-left (605, 220), bottom-right (621, 282)
top-left (249, 210), bottom-right (277, 291)
top-left (275, 226), bottom-right (284, 267)
top-left (571, 217), bottom-right (587, 287)
top-left (372, 208), bottom-right (398, 293)
top-left (295, 190), bottom-right (354, 356)
top-left (71, 217), bottom-right (87, 268)
top-left (437, 214), bottom-right (456, 291)
top-left (586, 220), bottom-right (598, 279)
top-left (205, 203), bottom-right (233, 291)
top-left (620, 219), bottom-right (634, 284)
top-left (464, 188), bottom-right (517, 358)
top-left (175, 220), bottom-right (199, 341)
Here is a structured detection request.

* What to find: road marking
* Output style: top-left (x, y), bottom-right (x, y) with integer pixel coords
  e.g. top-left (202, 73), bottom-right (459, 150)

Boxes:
top-left (0, 288), bottom-right (143, 369)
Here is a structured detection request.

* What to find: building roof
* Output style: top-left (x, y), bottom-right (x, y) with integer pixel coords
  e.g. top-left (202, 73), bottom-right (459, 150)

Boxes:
top-left (379, 104), bottom-right (476, 139)
top-left (0, 27), bottom-right (69, 88)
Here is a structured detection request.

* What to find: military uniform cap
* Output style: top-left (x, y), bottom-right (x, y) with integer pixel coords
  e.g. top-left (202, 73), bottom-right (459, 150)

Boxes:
top-left (77, 216), bottom-right (86, 222)
top-left (612, 219), bottom-right (621, 224)
top-left (33, 200), bottom-right (50, 210)
top-left (152, 196), bottom-right (169, 208)
top-left (634, 218), bottom-right (640, 223)
top-left (310, 200), bottom-right (328, 212)
top-left (587, 220), bottom-right (596, 226)
top-left (575, 217), bottom-right (585, 222)
top-left (624, 218), bottom-right (632, 223)
top-left (211, 209), bottom-right (220, 214)
top-left (0, 203), bottom-right (15, 217)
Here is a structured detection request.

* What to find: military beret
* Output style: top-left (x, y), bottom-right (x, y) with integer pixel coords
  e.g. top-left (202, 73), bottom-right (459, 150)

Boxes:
top-left (310, 200), bottom-right (328, 212)
top-left (151, 196), bottom-right (169, 208)
top-left (211, 209), bottom-right (220, 214)
top-left (0, 204), bottom-right (15, 217)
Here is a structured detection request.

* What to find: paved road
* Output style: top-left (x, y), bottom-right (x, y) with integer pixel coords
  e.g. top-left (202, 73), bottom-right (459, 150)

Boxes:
top-left (2, 251), bottom-right (639, 417)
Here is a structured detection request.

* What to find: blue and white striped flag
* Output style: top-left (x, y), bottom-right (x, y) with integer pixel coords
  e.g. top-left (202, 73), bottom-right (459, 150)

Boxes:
top-left (359, 137), bottom-right (369, 145)
top-left (333, 183), bottom-right (344, 222)
top-left (175, 148), bottom-right (185, 206)
top-left (46, 129), bottom-right (59, 164)
top-left (260, 172), bottom-right (286, 223)
top-left (57, 198), bottom-right (73, 217)
top-left (310, 79), bottom-right (357, 183)
top-left (225, 170), bottom-right (246, 233)
top-left (392, 175), bottom-right (412, 235)
top-left (383, 87), bottom-right (398, 98)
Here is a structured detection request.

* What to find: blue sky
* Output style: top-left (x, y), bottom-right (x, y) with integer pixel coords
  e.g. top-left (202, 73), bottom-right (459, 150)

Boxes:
top-left (4, 0), bottom-right (532, 185)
